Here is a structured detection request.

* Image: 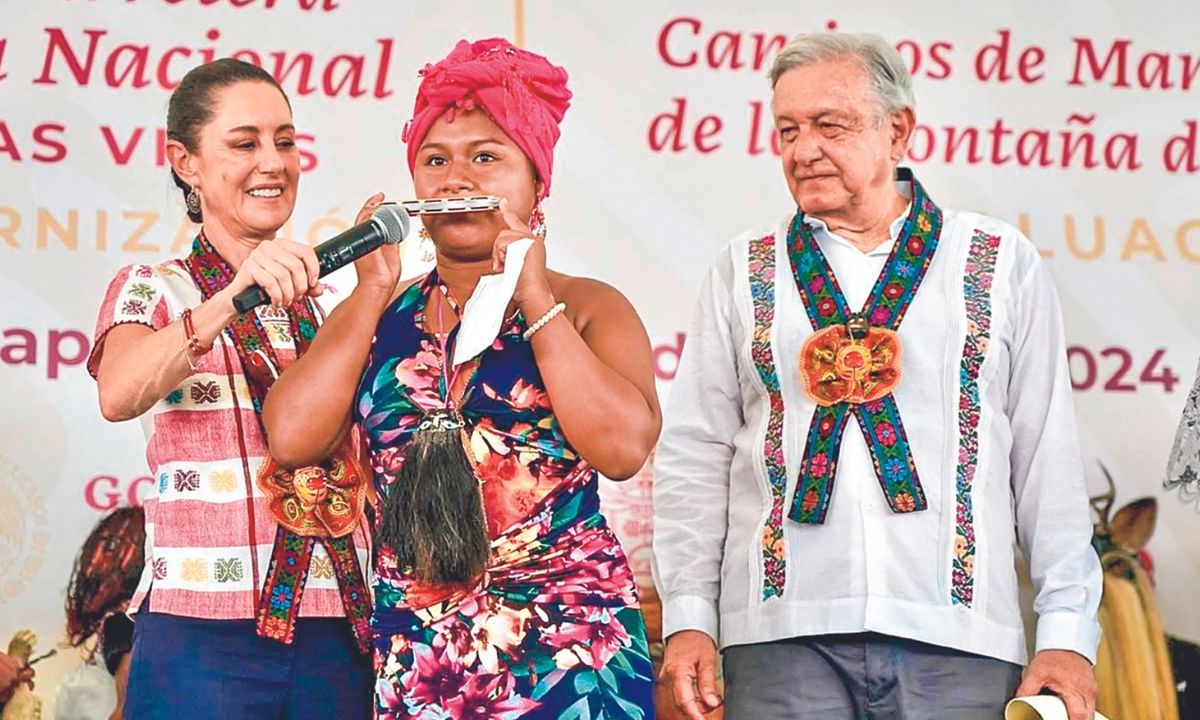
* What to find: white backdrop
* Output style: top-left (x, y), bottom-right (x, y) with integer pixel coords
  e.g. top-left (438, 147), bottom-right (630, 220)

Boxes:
top-left (2, 1), bottom-right (1199, 712)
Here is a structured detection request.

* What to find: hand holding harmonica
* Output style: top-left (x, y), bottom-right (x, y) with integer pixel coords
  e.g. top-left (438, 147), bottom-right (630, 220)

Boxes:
top-left (262, 193), bottom-right (501, 312)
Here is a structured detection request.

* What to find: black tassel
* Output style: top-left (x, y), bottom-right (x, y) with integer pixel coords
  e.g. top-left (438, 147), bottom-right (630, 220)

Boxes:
top-left (377, 409), bottom-right (490, 585)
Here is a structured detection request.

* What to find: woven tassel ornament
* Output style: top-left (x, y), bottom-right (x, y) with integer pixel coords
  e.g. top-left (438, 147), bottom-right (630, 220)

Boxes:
top-left (377, 408), bottom-right (490, 585)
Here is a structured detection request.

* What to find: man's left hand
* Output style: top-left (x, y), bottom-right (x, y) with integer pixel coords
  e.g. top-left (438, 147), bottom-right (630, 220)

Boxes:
top-left (1015, 649), bottom-right (1097, 720)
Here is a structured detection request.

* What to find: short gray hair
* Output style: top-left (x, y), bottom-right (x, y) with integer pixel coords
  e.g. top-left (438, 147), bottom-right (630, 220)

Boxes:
top-left (769, 33), bottom-right (915, 116)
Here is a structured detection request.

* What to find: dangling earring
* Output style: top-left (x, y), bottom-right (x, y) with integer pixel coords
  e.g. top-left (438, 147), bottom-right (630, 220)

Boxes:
top-left (530, 202), bottom-right (547, 240)
top-left (418, 227), bottom-right (435, 262)
top-left (185, 186), bottom-right (202, 216)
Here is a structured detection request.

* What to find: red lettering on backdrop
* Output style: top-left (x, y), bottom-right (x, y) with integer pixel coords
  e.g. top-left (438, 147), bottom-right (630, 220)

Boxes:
top-left (84, 475), bottom-right (154, 511)
top-left (297, 132), bottom-right (318, 171)
top-left (653, 333), bottom-right (686, 381)
top-left (32, 27), bottom-right (394, 99)
top-left (372, 38), bottom-right (394, 99)
top-left (123, 0), bottom-right (340, 9)
top-left (747, 100), bottom-right (782, 157)
top-left (95, 125), bottom-right (316, 169)
top-left (902, 116), bottom-right (1141, 171)
top-left (1070, 38), bottom-right (1132, 87)
top-left (1, 327), bottom-right (93, 379)
top-left (156, 46), bottom-right (192, 89)
top-left (199, 28), bottom-right (218, 64)
top-left (0, 329), bottom-right (37, 365)
top-left (648, 98), bottom-right (724, 154)
top-left (35, 28), bottom-right (107, 86)
top-left (750, 33), bottom-right (790, 72)
top-left (0, 122), bottom-right (69, 164)
top-left (1164, 120), bottom-right (1200, 173)
top-left (0, 122), bottom-right (18, 161)
top-left (1069, 38), bottom-right (1200, 90)
top-left (649, 98), bottom-right (689, 152)
top-left (894, 39), bottom-right (955, 80)
top-left (657, 17), bottom-right (789, 72)
top-left (658, 17), bottom-right (701, 68)
top-left (85, 475), bottom-right (121, 511)
top-left (128, 476), bottom-right (154, 505)
top-left (32, 123), bottom-right (68, 163)
top-left (1178, 55), bottom-right (1200, 90)
top-left (707, 31), bottom-right (744, 70)
top-left (974, 30), bottom-right (1046, 84)
top-left (694, 115), bottom-right (722, 153)
top-left (49, 330), bottom-right (89, 380)
top-left (928, 41), bottom-right (954, 80)
top-left (988, 119), bottom-right (1014, 165)
top-left (101, 126), bottom-right (144, 165)
top-left (106, 42), bottom-right (153, 88)
top-left (322, 54), bottom-right (367, 98)
top-left (155, 128), bottom-right (168, 167)
top-left (273, 52), bottom-right (318, 95)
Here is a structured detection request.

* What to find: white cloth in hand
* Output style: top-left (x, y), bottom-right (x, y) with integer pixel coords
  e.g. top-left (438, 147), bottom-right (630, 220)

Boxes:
top-left (452, 237), bottom-right (534, 367)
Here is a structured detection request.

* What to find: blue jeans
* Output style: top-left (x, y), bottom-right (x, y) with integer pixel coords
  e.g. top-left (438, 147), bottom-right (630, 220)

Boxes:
top-left (124, 609), bottom-right (372, 720)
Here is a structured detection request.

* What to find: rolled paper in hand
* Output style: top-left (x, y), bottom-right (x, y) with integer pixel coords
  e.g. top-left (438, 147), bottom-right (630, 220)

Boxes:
top-left (1005, 695), bottom-right (1111, 720)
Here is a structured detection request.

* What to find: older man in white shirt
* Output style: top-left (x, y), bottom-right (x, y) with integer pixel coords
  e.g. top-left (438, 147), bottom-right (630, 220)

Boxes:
top-left (653, 33), bottom-right (1102, 720)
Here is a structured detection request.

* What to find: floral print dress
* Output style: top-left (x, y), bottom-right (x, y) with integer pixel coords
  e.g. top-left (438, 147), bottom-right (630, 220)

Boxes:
top-left (356, 272), bottom-right (653, 719)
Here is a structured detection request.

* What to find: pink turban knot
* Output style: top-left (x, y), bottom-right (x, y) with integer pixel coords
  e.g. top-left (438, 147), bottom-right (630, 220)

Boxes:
top-left (402, 38), bottom-right (572, 198)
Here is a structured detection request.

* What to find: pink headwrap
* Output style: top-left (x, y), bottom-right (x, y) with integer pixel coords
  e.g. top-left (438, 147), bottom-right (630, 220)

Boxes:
top-left (402, 38), bottom-right (572, 199)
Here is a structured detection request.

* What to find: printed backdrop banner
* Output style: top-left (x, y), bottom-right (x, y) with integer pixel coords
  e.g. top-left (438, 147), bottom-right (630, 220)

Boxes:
top-left (3, 1), bottom-right (1199, 712)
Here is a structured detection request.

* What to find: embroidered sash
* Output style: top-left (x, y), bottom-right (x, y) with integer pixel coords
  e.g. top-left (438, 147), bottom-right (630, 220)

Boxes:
top-left (787, 179), bottom-right (942, 524)
top-left (185, 234), bottom-right (372, 653)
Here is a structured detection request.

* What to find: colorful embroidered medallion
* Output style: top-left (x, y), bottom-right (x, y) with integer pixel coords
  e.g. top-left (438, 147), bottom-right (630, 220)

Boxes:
top-left (257, 443), bottom-right (370, 539)
top-left (185, 234), bottom-right (373, 653)
top-left (799, 317), bottom-right (903, 406)
top-left (787, 178), bottom-right (942, 525)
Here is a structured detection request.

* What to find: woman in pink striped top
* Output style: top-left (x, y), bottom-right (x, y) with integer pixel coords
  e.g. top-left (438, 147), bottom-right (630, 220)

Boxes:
top-left (89, 58), bottom-right (373, 719)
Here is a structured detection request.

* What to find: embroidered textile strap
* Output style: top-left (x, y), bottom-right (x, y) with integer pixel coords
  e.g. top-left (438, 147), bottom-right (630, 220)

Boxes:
top-left (256, 532), bottom-right (372, 652)
top-left (786, 179), bottom-right (943, 524)
top-left (185, 234), bottom-right (372, 653)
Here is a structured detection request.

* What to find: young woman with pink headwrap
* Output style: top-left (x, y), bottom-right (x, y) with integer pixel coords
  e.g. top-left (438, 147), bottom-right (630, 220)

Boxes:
top-left (263, 39), bottom-right (659, 718)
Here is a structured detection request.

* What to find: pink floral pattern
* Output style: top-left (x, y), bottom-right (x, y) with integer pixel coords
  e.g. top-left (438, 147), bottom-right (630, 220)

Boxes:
top-left (747, 235), bottom-right (789, 600)
top-left (951, 230), bottom-right (1002, 607)
top-left (358, 273), bottom-right (653, 718)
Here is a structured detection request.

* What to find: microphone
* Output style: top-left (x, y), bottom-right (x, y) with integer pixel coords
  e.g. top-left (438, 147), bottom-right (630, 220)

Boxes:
top-left (232, 204), bottom-right (411, 313)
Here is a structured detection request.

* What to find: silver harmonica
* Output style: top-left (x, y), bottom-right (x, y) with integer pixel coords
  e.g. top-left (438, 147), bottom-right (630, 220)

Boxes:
top-left (386, 196), bottom-right (501, 215)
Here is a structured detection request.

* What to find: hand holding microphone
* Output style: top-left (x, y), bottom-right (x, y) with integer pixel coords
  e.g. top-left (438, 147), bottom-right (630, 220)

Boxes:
top-left (228, 194), bottom-right (500, 313)
top-left (347, 192), bottom-right (406, 297)
top-left (230, 196), bottom-right (411, 313)
top-left (223, 239), bottom-right (324, 312)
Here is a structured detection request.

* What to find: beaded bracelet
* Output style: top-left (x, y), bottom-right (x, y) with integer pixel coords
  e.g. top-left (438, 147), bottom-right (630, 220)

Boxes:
top-left (180, 308), bottom-right (212, 369)
top-left (523, 302), bottom-right (566, 341)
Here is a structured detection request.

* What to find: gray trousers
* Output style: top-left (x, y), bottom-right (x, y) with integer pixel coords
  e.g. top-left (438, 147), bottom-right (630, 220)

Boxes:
top-left (722, 633), bottom-right (1023, 719)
